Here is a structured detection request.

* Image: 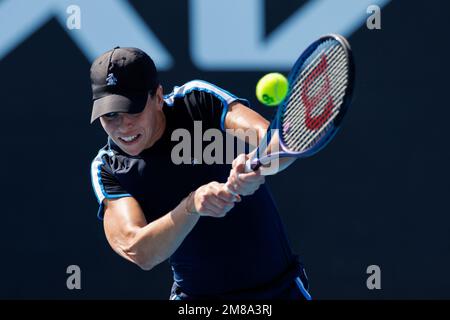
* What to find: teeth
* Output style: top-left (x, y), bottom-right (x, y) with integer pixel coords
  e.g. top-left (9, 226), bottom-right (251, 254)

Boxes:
top-left (120, 135), bottom-right (138, 142)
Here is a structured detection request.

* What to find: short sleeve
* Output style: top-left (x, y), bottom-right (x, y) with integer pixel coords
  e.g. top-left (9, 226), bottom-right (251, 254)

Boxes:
top-left (90, 149), bottom-right (131, 220)
top-left (164, 80), bottom-right (251, 131)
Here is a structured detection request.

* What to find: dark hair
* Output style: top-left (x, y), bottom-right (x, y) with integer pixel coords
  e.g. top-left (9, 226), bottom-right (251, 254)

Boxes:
top-left (149, 83), bottom-right (160, 97)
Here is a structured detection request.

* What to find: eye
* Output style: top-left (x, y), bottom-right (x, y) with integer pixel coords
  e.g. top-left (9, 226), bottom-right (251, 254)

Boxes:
top-left (103, 112), bottom-right (119, 119)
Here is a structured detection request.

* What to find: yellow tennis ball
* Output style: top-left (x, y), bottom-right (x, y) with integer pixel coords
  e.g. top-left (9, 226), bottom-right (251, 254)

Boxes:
top-left (256, 73), bottom-right (289, 107)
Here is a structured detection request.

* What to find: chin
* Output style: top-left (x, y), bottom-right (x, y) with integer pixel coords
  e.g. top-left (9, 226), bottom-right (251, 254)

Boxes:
top-left (115, 142), bottom-right (140, 156)
top-left (124, 147), bottom-right (142, 156)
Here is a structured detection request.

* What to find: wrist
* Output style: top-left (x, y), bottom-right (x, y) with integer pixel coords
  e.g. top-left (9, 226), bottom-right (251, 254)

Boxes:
top-left (184, 191), bottom-right (198, 215)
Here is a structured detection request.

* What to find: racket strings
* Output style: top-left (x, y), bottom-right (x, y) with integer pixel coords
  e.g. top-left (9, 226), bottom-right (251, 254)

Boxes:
top-left (282, 43), bottom-right (349, 152)
top-left (284, 91), bottom-right (340, 150)
top-left (299, 58), bottom-right (348, 117)
top-left (283, 48), bottom-right (347, 125)
top-left (289, 45), bottom-right (343, 110)
top-left (285, 44), bottom-right (344, 115)
top-left (282, 45), bottom-right (345, 125)
top-left (285, 73), bottom-right (347, 151)
top-left (286, 82), bottom-right (346, 152)
top-left (285, 70), bottom-right (348, 150)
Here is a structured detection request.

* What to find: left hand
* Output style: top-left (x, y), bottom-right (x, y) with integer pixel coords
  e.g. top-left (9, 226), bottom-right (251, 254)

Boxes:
top-left (225, 154), bottom-right (265, 196)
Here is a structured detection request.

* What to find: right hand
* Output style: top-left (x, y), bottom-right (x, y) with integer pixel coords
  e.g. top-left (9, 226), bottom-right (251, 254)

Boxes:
top-left (191, 182), bottom-right (241, 218)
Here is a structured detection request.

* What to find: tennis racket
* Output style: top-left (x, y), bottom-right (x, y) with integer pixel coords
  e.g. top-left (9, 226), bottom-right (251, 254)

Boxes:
top-left (236, 33), bottom-right (355, 174)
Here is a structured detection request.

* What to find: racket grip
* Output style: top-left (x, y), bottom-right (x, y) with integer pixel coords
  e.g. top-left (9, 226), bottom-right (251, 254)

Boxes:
top-left (245, 159), bottom-right (262, 172)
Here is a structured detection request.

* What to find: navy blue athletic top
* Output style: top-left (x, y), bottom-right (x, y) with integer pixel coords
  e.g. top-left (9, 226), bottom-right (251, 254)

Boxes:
top-left (91, 80), bottom-right (298, 296)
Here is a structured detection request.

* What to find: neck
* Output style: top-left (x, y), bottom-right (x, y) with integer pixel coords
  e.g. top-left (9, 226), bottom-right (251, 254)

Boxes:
top-left (146, 109), bottom-right (166, 149)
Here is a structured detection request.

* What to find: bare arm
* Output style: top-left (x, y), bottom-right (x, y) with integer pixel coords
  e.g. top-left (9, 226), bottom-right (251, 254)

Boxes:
top-left (103, 195), bottom-right (199, 270)
top-left (224, 102), bottom-right (296, 175)
top-left (103, 183), bottom-right (239, 271)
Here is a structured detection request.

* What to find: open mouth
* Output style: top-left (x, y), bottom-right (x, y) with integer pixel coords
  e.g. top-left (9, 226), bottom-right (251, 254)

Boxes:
top-left (118, 134), bottom-right (141, 144)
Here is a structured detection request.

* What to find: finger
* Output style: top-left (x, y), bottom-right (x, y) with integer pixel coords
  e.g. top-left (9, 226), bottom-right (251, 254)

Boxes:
top-left (210, 182), bottom-right (235, 198)
top-left (232, 153), bottom-right (247, 168)
top-left (217, 184), bottom-right (241, 202)
top-left (233, 162), bottom-right (246, 174)
top-left (229, 173), bottom-right (248, 188)
top-left (227, 172), bottom-right (250, 191)
top-left (226, 174), bottom-right (237, 190)
top-left (229, 167), bottom-right (248, 186)
top-left (205, 202), bottom-right (232, 218)
top-left (209, 196), bottom-right (235, 209)
top-left (232, 155), bottom-right (248, 173)
top-left (236, 169), bottom-right (263, 181)
top-left (209, 181), bottom-right (221, 188)
top-left (200, 202), bottom-right (223, 216)
top-left (223, 182), bottom-right (243, 200)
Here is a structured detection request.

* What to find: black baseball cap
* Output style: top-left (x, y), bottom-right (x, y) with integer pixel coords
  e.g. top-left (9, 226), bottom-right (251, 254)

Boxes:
top-left (90, 47), bottom-right (159, 123)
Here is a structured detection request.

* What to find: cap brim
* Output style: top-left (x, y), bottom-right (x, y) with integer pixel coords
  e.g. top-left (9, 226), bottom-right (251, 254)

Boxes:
top-left (90, 93), bottom-right (148, 123)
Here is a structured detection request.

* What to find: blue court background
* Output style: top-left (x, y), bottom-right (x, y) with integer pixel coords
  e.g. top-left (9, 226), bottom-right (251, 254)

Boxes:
top-left (0, 0), bottom-right (448, 299)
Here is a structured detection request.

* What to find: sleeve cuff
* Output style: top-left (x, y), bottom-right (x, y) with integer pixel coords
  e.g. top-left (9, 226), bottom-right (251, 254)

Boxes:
top-left (220, 98), bottom-right (251, 131)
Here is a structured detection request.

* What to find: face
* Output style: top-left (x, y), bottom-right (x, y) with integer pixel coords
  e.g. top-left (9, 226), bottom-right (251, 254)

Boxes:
top-left (100, 86), bottom-right (164, 156)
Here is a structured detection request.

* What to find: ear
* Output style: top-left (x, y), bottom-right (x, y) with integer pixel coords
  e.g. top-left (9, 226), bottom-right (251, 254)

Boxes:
top-left (155, 85), bottom-right (164, 108)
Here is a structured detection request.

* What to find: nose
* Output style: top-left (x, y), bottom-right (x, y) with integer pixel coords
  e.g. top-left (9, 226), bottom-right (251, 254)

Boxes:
top-left (119, 114), bottom-right (134, 130)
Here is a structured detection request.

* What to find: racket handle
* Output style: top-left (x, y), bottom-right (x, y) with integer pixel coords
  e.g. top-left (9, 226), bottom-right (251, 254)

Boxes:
top-left (245, 159), bottom-right (262, 172)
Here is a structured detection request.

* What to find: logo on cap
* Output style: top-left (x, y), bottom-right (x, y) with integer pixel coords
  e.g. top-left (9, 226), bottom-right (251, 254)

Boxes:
top-left (106, 73), bottom-right (118, 86)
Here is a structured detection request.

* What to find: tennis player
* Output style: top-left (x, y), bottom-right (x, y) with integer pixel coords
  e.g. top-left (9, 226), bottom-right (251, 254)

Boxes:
top-left (89, 47), bottom-right (311, 300)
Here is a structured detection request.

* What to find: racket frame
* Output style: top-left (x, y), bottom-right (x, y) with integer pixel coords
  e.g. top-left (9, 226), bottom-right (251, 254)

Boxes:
top-left (247, 34), bottom-right (355, 172)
